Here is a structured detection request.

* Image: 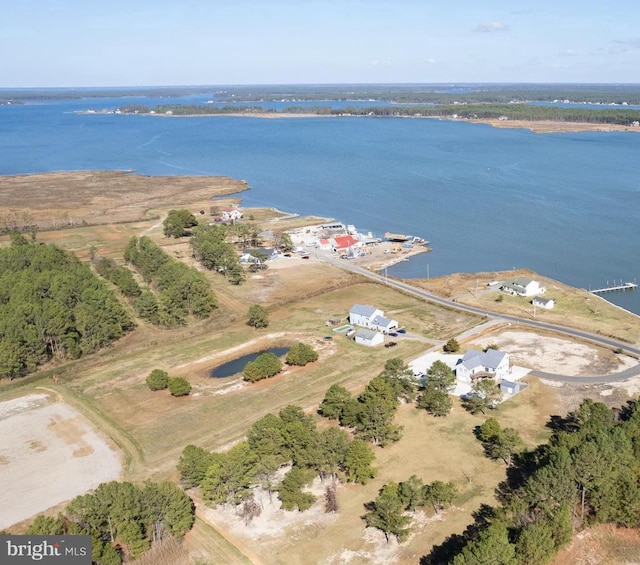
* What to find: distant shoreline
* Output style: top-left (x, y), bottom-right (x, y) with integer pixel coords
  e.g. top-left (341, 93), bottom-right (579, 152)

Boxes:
top-left (77, 109), bottom-right (640, 134)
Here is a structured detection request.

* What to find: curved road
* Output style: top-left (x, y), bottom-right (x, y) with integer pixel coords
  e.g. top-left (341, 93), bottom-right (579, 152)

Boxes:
top-left (315, 252), bottom-right (640, 383)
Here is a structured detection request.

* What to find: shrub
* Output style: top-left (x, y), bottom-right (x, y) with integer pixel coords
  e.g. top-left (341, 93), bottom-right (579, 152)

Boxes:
top-left (286, 342), bottom-right (319, 366)
top-left (443, 338), bottom-right (460, 353)
top-left (168, 377), bottom-right (191, 397)
top-left (243, 353), bottom-right (282, 382)
top-left (146, 369), bottom-right (169, 391)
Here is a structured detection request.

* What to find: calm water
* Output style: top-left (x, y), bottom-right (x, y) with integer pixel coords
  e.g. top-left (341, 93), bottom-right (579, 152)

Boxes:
top-left (1, 95), bottom-right (638, 316)
top-left (209, 347), bottom-right (289, 378)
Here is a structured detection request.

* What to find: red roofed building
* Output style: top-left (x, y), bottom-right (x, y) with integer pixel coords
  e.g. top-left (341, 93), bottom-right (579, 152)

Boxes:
top-left (333, 235), bottom-right (361, 252)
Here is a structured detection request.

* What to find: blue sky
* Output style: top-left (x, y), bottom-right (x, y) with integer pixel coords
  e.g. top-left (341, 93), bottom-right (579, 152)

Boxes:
top-left (2, 0), bottom-right (639, 86)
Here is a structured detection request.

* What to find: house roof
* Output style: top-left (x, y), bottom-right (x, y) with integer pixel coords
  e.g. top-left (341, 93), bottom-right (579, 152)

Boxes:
top-left (334, 235), bottom-right (359, 249)
top-left (533, 297), bottom-right (553, 305)
top-left (514, 276), bottom-right (536, 286)
top-left (350, 304), bottom-right (380, 317)
top-left (372, 315), bottom-right (396, 328)
top-left (355, 328), bottom-right (380, 340)
top-left (460, 349), bottom-right (507, 371)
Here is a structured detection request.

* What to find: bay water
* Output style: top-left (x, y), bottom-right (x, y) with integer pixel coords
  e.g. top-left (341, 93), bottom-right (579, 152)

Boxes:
top-left (1, 95), bottom-right (638, 316)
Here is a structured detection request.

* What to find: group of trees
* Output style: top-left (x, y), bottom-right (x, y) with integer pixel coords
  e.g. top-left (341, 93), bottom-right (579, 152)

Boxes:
top-left (319, 360), bottom-right (409, 447)
top-left (124, 236), bottom-right (217, 326)
top-left (243, 352), bottom-right (282, 383)
top-left (145, 369), bottom-right (191, 397)
top-left (0, 235), bottom-right (133, 379)
top-left (242, 342), bottom-right (319, 383)
top-left (162, 209), bottom-right (198, 238)
top-left (26, 480), bottom-right (195, 565)
top-left (364, 476), bottom-right (457, 543)
top-left (190, 224), bottom-right (245, 285)
top-left (425, 398), bottom-right (640, 564)
top-left (178, 405), bottom-right (377, 516)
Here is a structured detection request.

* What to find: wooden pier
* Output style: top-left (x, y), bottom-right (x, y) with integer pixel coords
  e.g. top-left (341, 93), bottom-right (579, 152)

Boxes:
top-left (590, 281), bottom-right (638, 294)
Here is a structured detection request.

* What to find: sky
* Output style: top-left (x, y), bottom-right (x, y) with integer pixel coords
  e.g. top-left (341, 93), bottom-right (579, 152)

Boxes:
top-left (2, 0), bottom-right (639, 87)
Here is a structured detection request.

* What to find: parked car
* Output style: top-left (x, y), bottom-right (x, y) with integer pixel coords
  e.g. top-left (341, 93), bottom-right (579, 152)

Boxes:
top-left (397, 328), bottom-right (406, 334)
top-left (385, 341), bottom-right (397, 348)
top-left (389, 332), bottom-right (398, 337)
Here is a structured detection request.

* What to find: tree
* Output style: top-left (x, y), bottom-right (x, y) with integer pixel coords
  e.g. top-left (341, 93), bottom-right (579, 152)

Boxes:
top-left (416, 387), bottom-right (453, 417)
top-left (243, 352), bottom-right (282, 383)
top-left (318, 427), bottom-right (350, 481)
top-left (443, 338), bottom-right (460, 353)
top-left (200, 443), bottom-right (257, 507)
top-left (364, 482), bottom-right (412, 543)
top-left (286, 342), bottom-right (319, 366)
top-left (515, 520), bottom-right (557, 565)
top-left (319, 384), bottom-right (353, 420)
top-left (378, 358), bottom-right (417, 402)
top-left (163, 209), bottom-right (198, 238)
top-left (279, 232), bottom-right (294, 252)
top-left (462, 379), bottom-right (501, 415)
top-left (278, 467), bottom-right (316, 511)
top-left (423, 480), bottom-right (457, 513)
top-left (399, 475), bottom-right (426, 511)
top-left (146, 369), bottom-right (169, 391)
top-left (424, 360), bottom-right (456, 391)
top-left (343, 439), bottom-right (377, 484)
top-left (355, 377), bottom-right (403, 446)
top-left (451, 521), bottom-right (517, 565)
top-left (247, 304), bottom-right (269, 328)
top-left (168, 377), bottom-right (191, 397)
top-left (475, 418), bottom-right (524, 467)
top-left (27, 514), bottom-right (65, 535)
top-left (177, 445), bottom-right (217, 488)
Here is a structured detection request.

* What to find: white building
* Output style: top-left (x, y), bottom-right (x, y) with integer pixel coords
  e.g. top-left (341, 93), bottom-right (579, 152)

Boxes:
top-left (349, 304), bottom-right (398, 333)
top-left (455, 349), bottom-right (511, 384)
top-left (354, 328), bottom-right (384, 347)
top-left (532, 297), bottom-right (555, 309)
top-left (501, 277), bottom-right (546, 297)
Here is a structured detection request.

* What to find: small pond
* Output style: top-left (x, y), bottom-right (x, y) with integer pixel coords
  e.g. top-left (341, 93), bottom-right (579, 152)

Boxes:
top-left (209, 347), bottom-right (289, 378)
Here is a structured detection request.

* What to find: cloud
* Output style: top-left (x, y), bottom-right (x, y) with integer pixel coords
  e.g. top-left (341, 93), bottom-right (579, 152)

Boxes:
top-left (559, 49), bottom-right (578, 57)
top-left (474, 21), bottom-right (509, 33)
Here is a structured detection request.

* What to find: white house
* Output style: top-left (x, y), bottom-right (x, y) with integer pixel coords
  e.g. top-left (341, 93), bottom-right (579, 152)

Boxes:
top-left (221, 208), bottom-right (243, 222)
top-left (501, 277), bottom-right (546, 297)
top-left (532, 297), bottom-right (555, 310)
top-left (349, 304), bottom-right (398, 333)
top-left (455, 349), bottom-right (511, 383)
top-left (354, 328), bottom-right (384, 347)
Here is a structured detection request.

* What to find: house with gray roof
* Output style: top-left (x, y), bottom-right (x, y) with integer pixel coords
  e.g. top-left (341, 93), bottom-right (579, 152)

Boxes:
top-left (455, 349), bottom-right (511, 383)
top-left (354, 328), bottom-right (384, 347)
top-left (349, 304), bottom-right (398, 333)
top-left (501, 277), bottom-right (546, 297)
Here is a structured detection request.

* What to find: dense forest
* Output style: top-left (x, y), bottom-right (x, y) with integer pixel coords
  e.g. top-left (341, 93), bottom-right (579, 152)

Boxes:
top-left (0, 235), bottom-right (133, 379)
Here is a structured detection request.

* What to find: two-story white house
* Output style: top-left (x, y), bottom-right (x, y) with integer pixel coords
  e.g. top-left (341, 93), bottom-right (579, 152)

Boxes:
top-left (455, 349), bottom-right (511, 384)
top-left (349, 304), bottom-right (398, 333)
top-left (501, 277), bottom-right (546, 297)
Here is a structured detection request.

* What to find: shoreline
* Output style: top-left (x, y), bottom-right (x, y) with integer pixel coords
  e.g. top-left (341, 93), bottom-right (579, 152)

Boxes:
top-left (77, 109), bottom-right (640, 133)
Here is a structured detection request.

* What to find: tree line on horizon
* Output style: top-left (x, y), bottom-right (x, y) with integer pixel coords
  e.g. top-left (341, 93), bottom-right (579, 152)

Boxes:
top-left (119, 102), bottom-right (640, 126)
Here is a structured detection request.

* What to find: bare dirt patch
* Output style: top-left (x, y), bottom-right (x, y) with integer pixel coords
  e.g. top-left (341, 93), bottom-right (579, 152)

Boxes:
top-left (0, 393), bottom-right (122, 529)
top-left (469, 118), bottom-right (640, 134)
top-left (469, 330), bottom-right (636, 376)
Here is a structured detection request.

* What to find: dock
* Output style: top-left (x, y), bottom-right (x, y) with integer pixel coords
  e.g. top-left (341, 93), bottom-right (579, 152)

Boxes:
top-left (590, 281), bottom-right (638, 294)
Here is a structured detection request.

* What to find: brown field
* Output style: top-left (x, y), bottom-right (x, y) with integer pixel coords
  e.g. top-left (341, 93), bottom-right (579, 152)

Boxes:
top-left (1, 172), bottom-right (639, 564)
top-left (472, 118), bottom-right (640, 134)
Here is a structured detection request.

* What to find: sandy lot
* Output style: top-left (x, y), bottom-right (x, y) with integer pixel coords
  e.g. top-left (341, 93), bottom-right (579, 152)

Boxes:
top-left (0, 393), bottom-right (122, 529)
top-left (470, 330), bottom-right (637, 376)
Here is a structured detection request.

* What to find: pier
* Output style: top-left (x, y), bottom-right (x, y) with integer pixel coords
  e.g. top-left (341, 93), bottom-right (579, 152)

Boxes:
top-left (590, 281), bottom-right (638, 294)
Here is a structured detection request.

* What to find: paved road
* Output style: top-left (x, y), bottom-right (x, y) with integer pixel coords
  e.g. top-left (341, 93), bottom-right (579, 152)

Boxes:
top-left (314, 252), bottom-right (640, 383)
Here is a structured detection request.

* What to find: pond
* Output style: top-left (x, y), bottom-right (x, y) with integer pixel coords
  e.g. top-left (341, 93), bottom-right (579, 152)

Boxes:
top-left (209, 347), bottom-right (289, 378)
